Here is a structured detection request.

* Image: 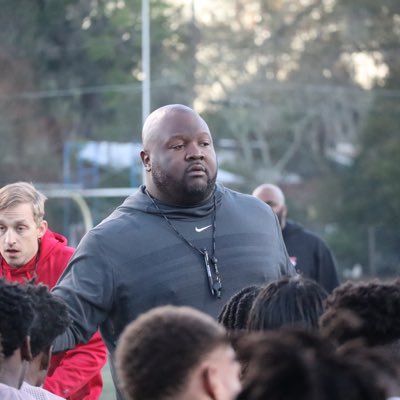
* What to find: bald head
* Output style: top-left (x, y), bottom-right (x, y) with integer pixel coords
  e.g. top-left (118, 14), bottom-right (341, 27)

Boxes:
top-left (142, 104), bottom-right (209, 149)
top-left (252, 184), bottom-right (285, 206)
top-left (252, 183), bottom-right (287, 228)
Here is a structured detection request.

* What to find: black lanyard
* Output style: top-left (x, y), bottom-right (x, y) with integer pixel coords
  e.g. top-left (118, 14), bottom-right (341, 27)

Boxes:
top-left (145, 190), bottom-right (222, 298)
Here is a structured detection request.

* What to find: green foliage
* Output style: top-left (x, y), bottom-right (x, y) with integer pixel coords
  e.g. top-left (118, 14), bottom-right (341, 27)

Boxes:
top-left (319, 96), bottom-right (400, 277)
top-left (0, 0), bottom-right (399, 279)
top-left (0, 0), bottom-right (194, 182)
top-left (335, 100), bottom-right (400, 227)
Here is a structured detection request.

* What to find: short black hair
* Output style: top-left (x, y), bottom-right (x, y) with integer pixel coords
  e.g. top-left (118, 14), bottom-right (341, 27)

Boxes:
top-left (247, 275), bottom-right (327, 331)
top-left (0, 278), bottom-right (35, 357)
top-left (218, 285), bottom-right (261, 332)
top-left (236, 329), bottom-right (386, 400)
top-left (339, 342), bottom-right (400, 395)
top-left (23, 284), bottom-right (71, 357)
top-left (320, 279), bottom-right (400, 346)
top-left (115, 305), bottom-right (229, 400)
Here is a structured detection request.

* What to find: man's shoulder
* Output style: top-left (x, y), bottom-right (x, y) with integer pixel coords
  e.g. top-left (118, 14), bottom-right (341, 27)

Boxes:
top-left (285, 220), bottom-right (328, 246)
top-left (76, 203), bottom-right (145, 251)
top-left (21, 382), bottom-right (64, 400)
top-left (217, 186), bottom-right (278, 231)
top-left (42, 230), bottom-right (74, 250)
top-left (41, 229), bottom-right (75, 259)
top-left (96, 191), bottom-right (147, 229)
top-left (220, 185), bottom-right (272, 208)
top-left (0, 384), bottom-right (36, 400)
top-left (285, 220), bottom-right (312, 236)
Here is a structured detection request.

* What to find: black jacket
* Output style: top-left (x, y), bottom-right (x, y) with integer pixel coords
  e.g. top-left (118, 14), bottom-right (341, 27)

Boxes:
top-left (282, 220), bottom-right (339, 293)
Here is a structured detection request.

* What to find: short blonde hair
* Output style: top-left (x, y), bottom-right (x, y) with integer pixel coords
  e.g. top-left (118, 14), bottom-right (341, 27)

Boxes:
top-left (0, 182), bottom-right (47, 225)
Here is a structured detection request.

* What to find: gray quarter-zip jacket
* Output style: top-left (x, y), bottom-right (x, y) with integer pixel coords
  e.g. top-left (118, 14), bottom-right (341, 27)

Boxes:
top-left (53, 183), bottom-right (294, 355)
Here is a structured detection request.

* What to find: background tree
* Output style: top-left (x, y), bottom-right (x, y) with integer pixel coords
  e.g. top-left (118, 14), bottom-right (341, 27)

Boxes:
top-left (0, 0), bottom-right (399, 278)
top-left (0, 0), bottom-right (194, 183)
top-left (192, 0), bottom-right (399, 277)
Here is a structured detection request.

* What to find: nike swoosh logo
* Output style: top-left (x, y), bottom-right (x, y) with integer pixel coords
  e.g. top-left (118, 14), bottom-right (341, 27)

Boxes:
top-left (195, 225), bottom-right (212, 233)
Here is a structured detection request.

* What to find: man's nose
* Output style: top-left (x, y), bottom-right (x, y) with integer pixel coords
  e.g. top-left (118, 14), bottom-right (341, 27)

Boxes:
top-left (185, 143), bottom-right (204, 160)
top-left (4, 230), bottom-right (17, 245)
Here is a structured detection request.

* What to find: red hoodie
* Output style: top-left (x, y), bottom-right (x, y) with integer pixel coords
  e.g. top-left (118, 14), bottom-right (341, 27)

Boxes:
top-left (0, 229), bottom-right (107, 400)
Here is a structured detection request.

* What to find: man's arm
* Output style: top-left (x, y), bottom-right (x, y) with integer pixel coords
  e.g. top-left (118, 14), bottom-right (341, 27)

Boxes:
top-left (52, 328), bottom-right (79, 353)
top-left (44, 331), bottom-right (107, 399)
top-left (51, 229), bottom-right (115, 352)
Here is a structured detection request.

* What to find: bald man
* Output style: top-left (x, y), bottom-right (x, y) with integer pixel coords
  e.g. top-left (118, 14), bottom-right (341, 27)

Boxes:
top-left (252, 183), bottom-right (339, 293)
top-left (52, 105), bottom-right (295, 399)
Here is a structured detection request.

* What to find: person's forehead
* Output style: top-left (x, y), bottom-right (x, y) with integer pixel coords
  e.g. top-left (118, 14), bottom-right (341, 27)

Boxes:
top-left (143, 107), bottom-right (212, 148)
top-left (0, 202), bottom-right (35, 223)
top-left (258, 189), bottom-right (283, 205)
top-left (161, 109), bottom-right (210, 135)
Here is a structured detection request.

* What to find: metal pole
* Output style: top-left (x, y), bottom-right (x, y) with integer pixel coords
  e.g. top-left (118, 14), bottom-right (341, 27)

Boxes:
top-left (142, 0), bottom-right (150, 124)
top-left (141, 0), bottom-right (150, 185)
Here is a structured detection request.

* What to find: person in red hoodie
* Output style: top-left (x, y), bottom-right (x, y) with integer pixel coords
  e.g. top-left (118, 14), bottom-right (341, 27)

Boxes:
top-left (0, 181), bottom-right (107, 400)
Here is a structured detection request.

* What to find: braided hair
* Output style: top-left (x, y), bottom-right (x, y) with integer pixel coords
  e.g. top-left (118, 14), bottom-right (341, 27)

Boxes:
top-left (218, 285), bottom-right (261, 332)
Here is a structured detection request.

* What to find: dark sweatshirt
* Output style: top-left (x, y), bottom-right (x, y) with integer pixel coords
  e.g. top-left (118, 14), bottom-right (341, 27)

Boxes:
top-left (282, 220), bottom-right (339, 293)
top-left (53, 184), bottom-right (294, 355)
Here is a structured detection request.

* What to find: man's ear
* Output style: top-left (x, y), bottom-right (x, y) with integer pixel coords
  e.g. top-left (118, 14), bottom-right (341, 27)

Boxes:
top-left (201, 366), bottom-right (218, 400)
top-left (21, 336), bottom-right (33, 362)
top-left (37, 220), bottom-right (48, 240)
top-left (140, 150), bottom-right (151, 171)
top-left (39, 347), bottom-right (52, 372)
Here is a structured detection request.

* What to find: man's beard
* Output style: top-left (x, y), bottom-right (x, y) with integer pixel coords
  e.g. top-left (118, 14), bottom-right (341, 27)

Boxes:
top-left (151, 167), bottom-right (217, 205)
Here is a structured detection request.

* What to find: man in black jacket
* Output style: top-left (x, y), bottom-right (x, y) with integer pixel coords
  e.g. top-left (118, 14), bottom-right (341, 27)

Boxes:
top-left (252, 183), bottom-right (339, 293)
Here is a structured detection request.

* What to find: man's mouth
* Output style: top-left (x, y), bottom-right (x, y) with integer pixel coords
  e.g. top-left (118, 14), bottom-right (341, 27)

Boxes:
top-left (5, 249), bottom-right (19, 255)
top-left (186, 164), bottom-right (207, 175)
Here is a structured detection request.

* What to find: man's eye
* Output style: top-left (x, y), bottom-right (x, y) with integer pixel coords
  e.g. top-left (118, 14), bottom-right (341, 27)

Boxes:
top-left (172, 144), bottom-right (184, 150)
top-left (200, 142), bottom-right (210, 147)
